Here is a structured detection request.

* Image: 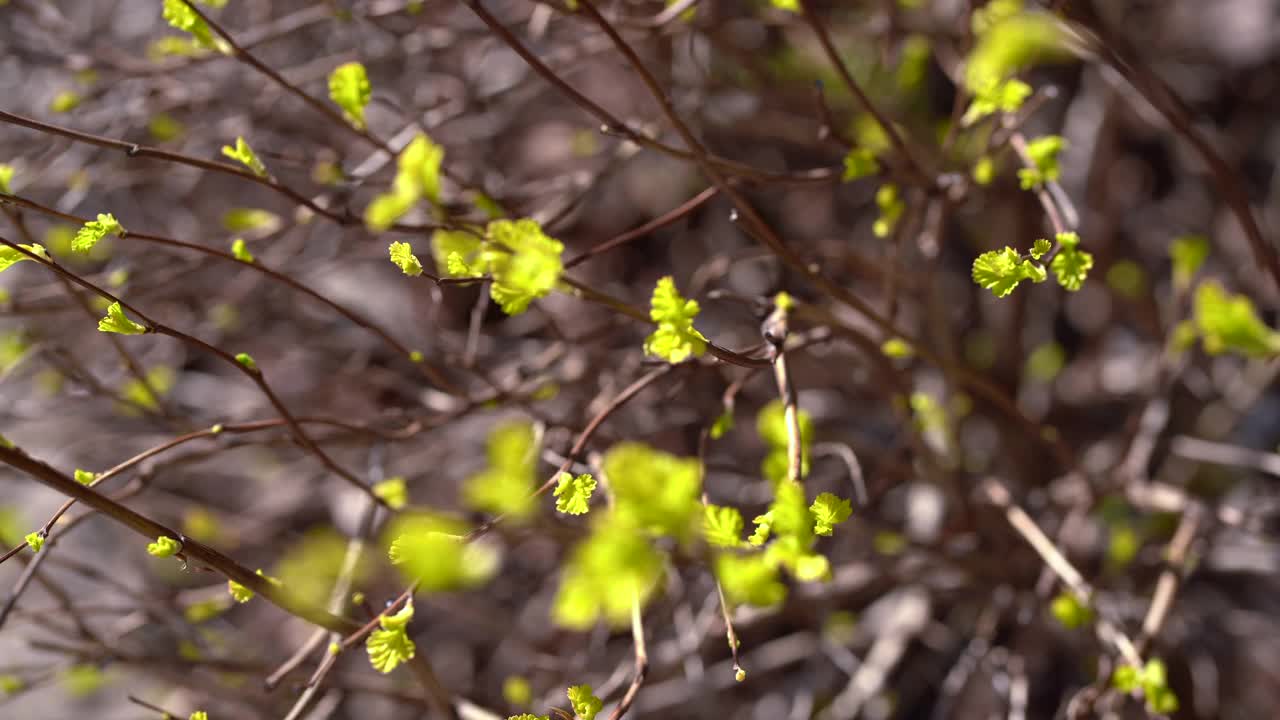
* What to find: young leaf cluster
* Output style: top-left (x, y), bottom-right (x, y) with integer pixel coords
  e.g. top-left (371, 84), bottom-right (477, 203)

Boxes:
top-left (366, 600), bottom-right (416, 673)
top-left (328, 62), bottom-right (372, 129)
top-left (1112, 658), bottom-right (1179, 715)
top-left (463, 419), bottom-right (539, 519)
top-left (365, 134), bottom-right (444, 230)
top-left (644, 276), bottom-right (707, 363)
top-left (385, 512), bottom-right (497, 592)
top-left (971, 232), bottom-right (1092, 297)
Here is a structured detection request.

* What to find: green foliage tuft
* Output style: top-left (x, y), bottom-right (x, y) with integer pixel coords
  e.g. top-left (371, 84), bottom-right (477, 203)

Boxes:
top-left (841, 147), bottom-right (879, 182)
top-left (230, 237), bottom-right (254, 263)
top-left (1049, 232), bottom-right (1093, 291)
top-left (567, 684), bottom-right (603, 720)
top-left (146, 535), bottom-right (181, 557)
top-left (388, 241), bottom-right (424, 277)
top-left (366, 600), bottom-right (416, 673)
top-left (74, 213), bottom-right (123, 253)
top-left (386, 512), bottom-right (497, 592)
top-left (221, 137), bottom-right (267, 176)
top-left (1192, 280), bottom-right (1280, 357)
top-left (482, 219), bottom-right (565, 315)
top-left (464, 420), bottom-right (539, 519)
top-left (644, 276), bottom-right (708, 363)
top-left (328, 62), bottom-right (372, 129)
top-left (703, 504), bottom-right (745, 548)
top-left (374, 476), bottom-right (409, 510)
top-left (98, 302), bottom-right (147, 335)
top-left (809, 492), bottom-right (852, 536)
top-left (554, 472), bottom-right (596, 515)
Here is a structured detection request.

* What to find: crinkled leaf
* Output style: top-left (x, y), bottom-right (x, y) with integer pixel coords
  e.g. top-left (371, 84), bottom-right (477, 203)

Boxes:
top-left (328, 62), bottom-right (371, 129)
top-left (1050, 232), bottom-right (1093, 291)
top-left (388, 241), bottom-right (424, 277)
top-left (644, 276), bottom-right (707, 363)
top-left (554, 472), bottom-right (596, 515)
top-left (703, 504), bottom-right (744, 548)
top-left (567, 685), bottom-right (603, 720)
top-left (73, 213), bottom-right (122, 253)
top-left (810, 492), bottom-right (852, 536)
top-left (482, 219), bottom-right (564, 315)
top-left (98, 302), bottom-right (147, 335)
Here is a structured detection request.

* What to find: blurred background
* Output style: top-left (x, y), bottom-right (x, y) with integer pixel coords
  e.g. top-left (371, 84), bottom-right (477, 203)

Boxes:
top-left (1, 0), bottom-right (1279, 718)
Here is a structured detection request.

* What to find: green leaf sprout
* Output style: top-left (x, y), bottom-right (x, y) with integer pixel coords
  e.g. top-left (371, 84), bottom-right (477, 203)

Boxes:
top-left (374, 476), bottom-right (409, 510)
top-left (1049, 232), bottom-right (1093, 291)
top-left (1018, 135), bottom-right (1067, 190)
top-left (221, 137), bottom-right (267, 177)
top-left (234, 352), bottom-right (257, 371)
top-left (962, 77), bottom-right (1032, 126)
top-left (366, 600), bottom-right (416, 674)
top-left (644, 276), bottom-right (708, 363)
top-left (482, 219), bottom-right (565, 315)
top-left (841, 147), bottom-right (879, 182)
top-left (162, 0), bottom-right (226, 52)
top-left (566, 684), bottom-right (603, 720)
top-left (1192, 280), bottom-right (1280, 357)
top-left (430, 229), bottom-right (485, 278)
top-left (1170, 235), bottom-right (1209, 290)
top-left (553, 472), bottom-right (596, 515)
top-left (1049, 591), bottom-right (1093, 629)
top-left (809, 492), bottom-right (852, 536)
top-left (386, 512), bottom-right (497, 592)
top-left (98, 302), bottom-right (147, 335)
top-left (24, 532), bottom-right (43, 553)
top-left (230, 237), bottom-right (254, 263)
top-left (0, 244), bottom-right (48, 273)
top-left (1112, 658), bottom-right (1179, 715)
top-left (463, 420), bottom-right (539, 519)
top-left (73, 213), bottom-right (123, 253)
top-left (703, 504), bottom-right (745, 548)
top-left (388, 241), bottom-right (424, 277)
top-left (74, 469), bottom-right (96, 485)
top-left (873, 184), bottom-right (904, 238)
top-left (971, 246), bottom-right (1047, 297)
top-left (146, 535), bottom-right (181, 558)
top-left (328, 62), bottom-right (372, 129)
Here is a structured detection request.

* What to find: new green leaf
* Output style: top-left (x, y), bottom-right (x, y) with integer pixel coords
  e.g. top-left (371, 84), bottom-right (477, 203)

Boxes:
top-left (971, 247), bottom-right (1046, 297)
top-left (482, 219), bottom-right (564, 315)
top-left (1193, 280), bottom-right (1280, 357)
top-left (810, 493), bottom-right (852, 536)
top-left (98, 302), bottom-right (147, 335)
top-left (389, 241), bottom-right (424, 277)
top-left (703, 504), bottom-right (744, 548)
top-left (328, 62), bottom-right (372, 129)
top-left (147, 535), bottom-right (181, 557)
top-left (73, 213), bottom-right (122, 253)
top-left (25, 532), bottom-right (43, 553)
top-left (230, 237), bottom-right (254, 263)
top-left (222, 137), bottom-right (267, 177)
top-left (0, 244), bottom-right (47, 273)
top-left (567, 685), bottom-right (602, 720)
top-left (374, 476), bottom-right (409, 510)
top-left (366, 600), bottom-right (416, 673)
top-left (841, 148), bottom-right (878, 182)
top-left (644, 276), bottom-right (708, 363)
top-left (1049, 232), bottom-right (1093, 291)
top-left (554, 472), bottom-right (596, 515)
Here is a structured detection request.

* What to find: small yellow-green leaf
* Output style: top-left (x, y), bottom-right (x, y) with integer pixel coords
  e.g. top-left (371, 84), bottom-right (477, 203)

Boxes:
top-left (328, 62), bottom-right (372, 129)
